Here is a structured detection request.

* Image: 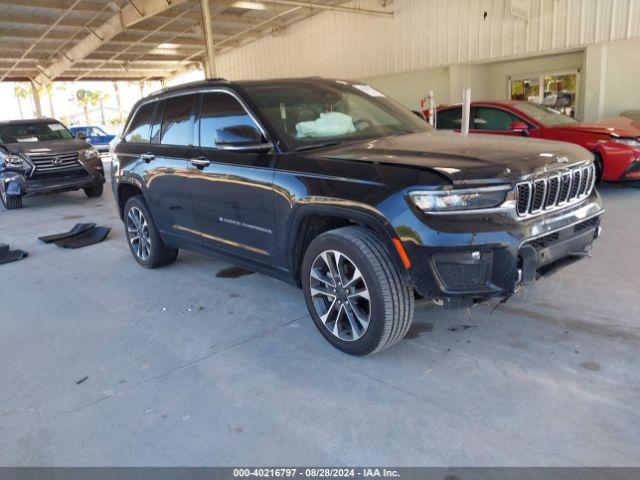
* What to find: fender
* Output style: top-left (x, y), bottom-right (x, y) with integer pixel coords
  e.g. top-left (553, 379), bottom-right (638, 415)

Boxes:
top-left (287, 202), bottom-right (410, 284)
top-left (114, 173), bottom-right (145, 218)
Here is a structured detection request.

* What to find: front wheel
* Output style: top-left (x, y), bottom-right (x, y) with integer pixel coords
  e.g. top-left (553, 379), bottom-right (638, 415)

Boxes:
top-left (1, 192), bottom-right (22, 210)
top-left (593, 153), bottom-right (604, 183)
top-left (301, 226), bottom-right (414, 356)
top-left (123, 195), bottom-right (178, 268)
top-left (84, 184), bottom-right (104, 198)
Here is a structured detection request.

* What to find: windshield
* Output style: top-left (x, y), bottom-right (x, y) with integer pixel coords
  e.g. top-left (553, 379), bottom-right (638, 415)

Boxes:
top-left (516, 102), bottom-right (579, 126)
top-left (244, 81), bottom-right (430, 149)
top-left (0, 122), bottom-right (75, 143)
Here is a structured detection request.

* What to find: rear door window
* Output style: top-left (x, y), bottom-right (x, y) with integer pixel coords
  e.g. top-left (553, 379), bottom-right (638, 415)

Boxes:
top-left (199, 92), bottom-right (260, 149)
top-left (124, 102), bottom-right (154, 143)
top-left (436, 107), bottom-right (463, 129)
top-left (160, 94), bottom-right (197, 146)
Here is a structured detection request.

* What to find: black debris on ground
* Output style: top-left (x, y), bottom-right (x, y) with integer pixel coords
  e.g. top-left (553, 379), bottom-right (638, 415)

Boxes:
top-left (0, 243), bottom-right (28, 265)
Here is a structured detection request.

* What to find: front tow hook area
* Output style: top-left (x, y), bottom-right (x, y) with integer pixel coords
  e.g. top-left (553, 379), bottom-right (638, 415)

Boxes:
top-left (518, 244), bottom-right (538, 285)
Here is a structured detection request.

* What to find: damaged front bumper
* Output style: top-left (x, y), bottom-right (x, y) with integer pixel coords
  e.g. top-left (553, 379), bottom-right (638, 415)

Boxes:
top-left (400, 191), bottom-right (604, 304)
top-left (0, 161), bottom-right (104, 200)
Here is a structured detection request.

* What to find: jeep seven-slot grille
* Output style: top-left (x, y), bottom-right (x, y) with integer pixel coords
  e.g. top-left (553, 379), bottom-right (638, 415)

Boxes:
top-left (28, 152), bottom-right (83, 175)
top-left (516, 164), bottom-right (595, 218)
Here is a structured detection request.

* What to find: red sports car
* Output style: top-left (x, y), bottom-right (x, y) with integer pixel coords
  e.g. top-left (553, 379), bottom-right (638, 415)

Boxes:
top-left (431, 101), bottom-right (640, 182)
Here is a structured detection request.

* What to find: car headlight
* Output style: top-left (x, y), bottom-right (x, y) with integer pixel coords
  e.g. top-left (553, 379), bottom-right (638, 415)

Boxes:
top-left (80, 147), bottom-right (100, 161)
top-left (409, 186), bottom-right (512, 212)
top-left (611, 137), bottom-right (640, 148)
top-left (0, 151), bottom-right (28, 169)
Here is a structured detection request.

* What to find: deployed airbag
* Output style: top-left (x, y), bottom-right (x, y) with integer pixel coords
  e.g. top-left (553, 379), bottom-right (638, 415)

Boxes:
top-left (38, 223), bottom-right (97, 243)
top-left (0, 243), bottom-right (28, 265)
top-left (296, 112), bottom-right (356, 139)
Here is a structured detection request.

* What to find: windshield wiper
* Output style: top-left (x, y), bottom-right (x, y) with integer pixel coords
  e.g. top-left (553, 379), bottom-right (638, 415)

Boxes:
top-left (295, 141), bottom-right (342, 152)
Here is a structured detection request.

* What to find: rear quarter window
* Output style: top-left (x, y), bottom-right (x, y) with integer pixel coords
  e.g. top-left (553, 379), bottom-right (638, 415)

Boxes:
top-left (124, 102), bottom-right (155, 143)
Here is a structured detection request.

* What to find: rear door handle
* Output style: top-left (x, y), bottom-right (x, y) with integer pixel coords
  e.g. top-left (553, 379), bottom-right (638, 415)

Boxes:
top-left (141, 152), bottom-right (155, 162)
top-left (190, 157), bottom-right (210, 169)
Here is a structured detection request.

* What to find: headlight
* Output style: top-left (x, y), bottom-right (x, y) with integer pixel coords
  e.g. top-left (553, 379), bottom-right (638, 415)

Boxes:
top-left (409, 186), bottom-right (511, 212)
top-left (80, 147), bottom-right (100, 161)
top-left (611, 137), bottom-right (640, 148)
top-left (0, 151), bottom-right (28, 169)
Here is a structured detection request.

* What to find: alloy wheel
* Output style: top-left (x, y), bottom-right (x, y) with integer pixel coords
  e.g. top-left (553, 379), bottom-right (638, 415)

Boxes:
top-left (309, 250), bottom-right (371, 341)
top-left (126, 206), bottom-right (151, 261)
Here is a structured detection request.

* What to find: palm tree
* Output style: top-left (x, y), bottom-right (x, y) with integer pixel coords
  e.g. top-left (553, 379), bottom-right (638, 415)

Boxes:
top-left (112, 81), bottom-right (124, 125)
top-left (75, 89), bottom-right (98, 124)
top-left (43, 83), bottom-right (56, 118)
top-left (95, 91), bottom-right (110, 126)
top-left (14, 83), bottom-right (30, 119)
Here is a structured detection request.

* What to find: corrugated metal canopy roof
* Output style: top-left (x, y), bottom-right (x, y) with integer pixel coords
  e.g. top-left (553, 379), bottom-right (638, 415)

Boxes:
top-left (0, 0), bottom-right (392, 83)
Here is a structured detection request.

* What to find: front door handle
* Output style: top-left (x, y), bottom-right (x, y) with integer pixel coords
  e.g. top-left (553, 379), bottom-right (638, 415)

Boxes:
top-left (190, 157), bottom-right (211, 169)
top-left (141, 152), bottom-right (155, 162)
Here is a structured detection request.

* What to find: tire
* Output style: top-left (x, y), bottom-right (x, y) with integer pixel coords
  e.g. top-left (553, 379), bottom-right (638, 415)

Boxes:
top-left (123, 195), bottom-right (178, 269)
top-left (1, 192), bottom-right (22, 210)
top-left (301, 226), bottom-right (414, 356)
top-left (593, 152), bottom-right (604, 183)
top-left (84, 183), bottom-right (104, 198)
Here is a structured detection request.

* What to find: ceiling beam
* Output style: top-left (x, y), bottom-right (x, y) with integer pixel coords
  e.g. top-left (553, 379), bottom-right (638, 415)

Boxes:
top-left (261, 1), bottom-right (393, 17)
top-left (33, 0), bottom-right (190, 84)
top-left (0, 0), bottom-right (83, 82)
top-left (0, 11), bottom-right (270, 30)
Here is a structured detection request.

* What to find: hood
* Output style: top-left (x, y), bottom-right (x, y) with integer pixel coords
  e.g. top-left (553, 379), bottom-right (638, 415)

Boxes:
top-left (312, 130), bottom-right (592, 184)
top-left (1, 138), bottom-right (92, 155)
top-left (552, 116), bottom-right (640, 138)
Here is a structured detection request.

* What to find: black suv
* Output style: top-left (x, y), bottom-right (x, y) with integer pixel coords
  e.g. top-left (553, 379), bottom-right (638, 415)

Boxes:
top-left (0, 118), bottom-right (105, 209)
top-left (111, 78), bottom-right (604, 355)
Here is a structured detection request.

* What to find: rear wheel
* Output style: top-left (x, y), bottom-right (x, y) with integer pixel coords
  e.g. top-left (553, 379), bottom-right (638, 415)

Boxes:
top-left (301, 226), bottom-right (414, 356)
top-left (1, 192), bottom-right (22, 210)
top-left (123, 195), bottom-right (178, 268)
top-left (84, 184), bottom-right (104, 198)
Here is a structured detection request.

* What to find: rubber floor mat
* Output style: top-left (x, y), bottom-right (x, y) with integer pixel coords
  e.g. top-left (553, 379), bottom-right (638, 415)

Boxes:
top-left (52, 226), bottom-right (111, 249)
top-left (0, 243), bottom-right (28, 265)
top-left (38, 223), bottom-right (97, 243)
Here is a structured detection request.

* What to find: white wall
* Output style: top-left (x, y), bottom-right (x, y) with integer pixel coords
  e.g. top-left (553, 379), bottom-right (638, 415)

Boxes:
top-left (215, 0), bottom-right (640, 81)
top-left (213, 0), bottom-right (640, 121)
top-left (360, 67), bottom-right (450, 111)
top-left (601, 37), bottom-right (640, 117)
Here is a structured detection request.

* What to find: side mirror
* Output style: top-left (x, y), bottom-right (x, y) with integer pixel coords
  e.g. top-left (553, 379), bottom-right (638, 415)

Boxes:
top-left (216, 125), bottom-right (272, 151)
top-left (509, 121), bottom-right (529, 135)
top-left (76, 131), bottom-right (87, 140)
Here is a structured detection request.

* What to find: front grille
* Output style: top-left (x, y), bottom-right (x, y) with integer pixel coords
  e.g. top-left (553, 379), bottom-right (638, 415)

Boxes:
top-left (516, 164), bottom-right (595, 218)
top-left (28, 152), bottom-right (84, 176)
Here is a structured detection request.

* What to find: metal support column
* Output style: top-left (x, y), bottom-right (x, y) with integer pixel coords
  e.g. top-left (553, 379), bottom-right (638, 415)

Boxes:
top-left (200, 0), bottom-right (217, 78)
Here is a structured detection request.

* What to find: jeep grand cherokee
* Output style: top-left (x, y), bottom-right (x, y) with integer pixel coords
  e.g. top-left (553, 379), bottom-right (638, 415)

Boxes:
top-left (111, 78), bottom-right (604, 355)
top-left (0, 118), bottom-right (105, 210)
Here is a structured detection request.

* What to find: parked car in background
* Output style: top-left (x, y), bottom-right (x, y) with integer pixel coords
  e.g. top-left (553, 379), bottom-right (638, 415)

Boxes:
top-left (111, 78), bottom-right (603, 355)
top-left (69, 125), bottom-right (116, 156)
top-left (621, 110), bottom-right (640, 124)
top-left (0, 118), bottom-right (105, 210)
top-left (432, 101), bottom-right (640, 182)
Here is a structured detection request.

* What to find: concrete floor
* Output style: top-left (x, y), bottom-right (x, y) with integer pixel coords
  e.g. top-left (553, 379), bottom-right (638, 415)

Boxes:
top-left (1, 170), bottom-right (639, 466)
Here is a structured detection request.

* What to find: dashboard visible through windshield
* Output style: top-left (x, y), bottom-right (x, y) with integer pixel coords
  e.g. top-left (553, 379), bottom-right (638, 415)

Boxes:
top-left (244, 80), bottom-right (430, 150)
top-left (0, 122), bottom-right (75, 144)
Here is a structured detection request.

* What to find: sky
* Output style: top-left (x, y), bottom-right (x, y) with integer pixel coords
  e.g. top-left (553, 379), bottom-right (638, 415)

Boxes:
top-left (0, 69), bottom-right (205, 134)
